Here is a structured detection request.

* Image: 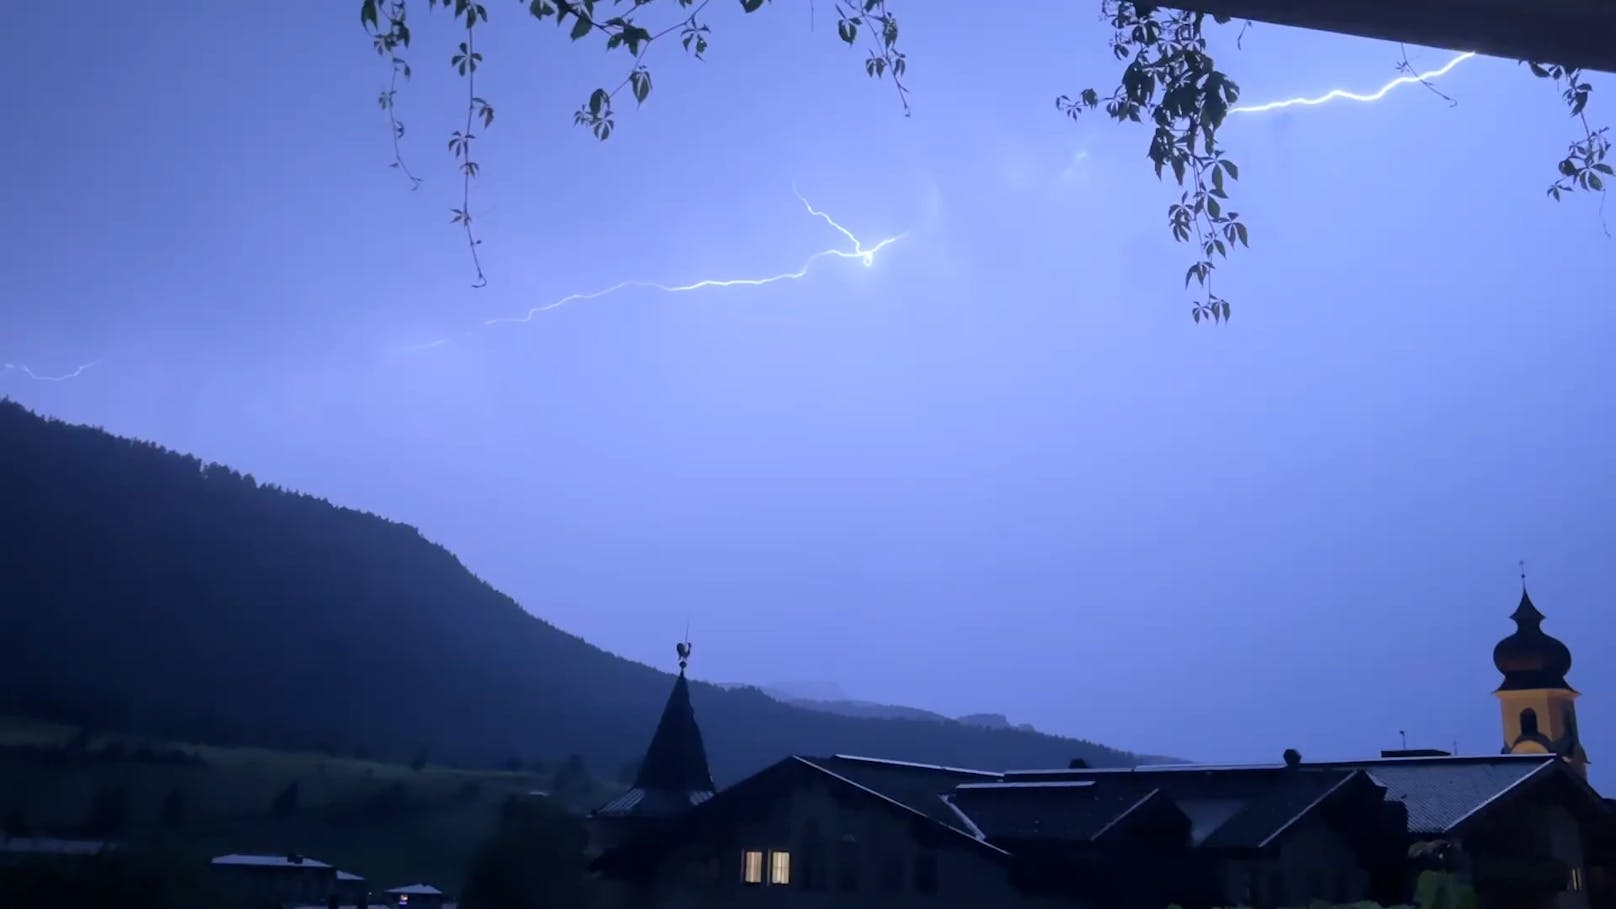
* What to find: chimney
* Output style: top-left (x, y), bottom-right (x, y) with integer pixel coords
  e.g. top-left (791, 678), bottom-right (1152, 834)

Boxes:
top-left (1282, 749), bottom-right (1302, 768)
top-left (1067, 758), bottom-right (1089, 769)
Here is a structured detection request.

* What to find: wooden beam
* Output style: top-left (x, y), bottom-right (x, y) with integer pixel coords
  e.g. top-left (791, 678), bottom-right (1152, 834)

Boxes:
top-left (1167, 0), bottom-right (1616, 74)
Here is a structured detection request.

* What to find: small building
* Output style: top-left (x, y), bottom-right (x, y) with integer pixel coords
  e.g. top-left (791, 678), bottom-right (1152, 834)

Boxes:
top-left (336, 869), bottom-right (367, 906)
top-left (386, 882), bottom-right (444, 909)
top-left (211, 852), bottom-right (338, 908)
top-left (0, 836), bottom-right (111, 868)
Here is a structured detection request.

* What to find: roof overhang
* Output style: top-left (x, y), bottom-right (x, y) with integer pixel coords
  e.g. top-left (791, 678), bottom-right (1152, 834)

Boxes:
top-left (1446, 757), bottom-right (1612, 835)
top-left (1166, 0), bottom-right (1616, 73)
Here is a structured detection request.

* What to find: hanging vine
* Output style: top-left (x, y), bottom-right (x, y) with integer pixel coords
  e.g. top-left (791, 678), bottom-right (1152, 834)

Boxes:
top-left (358, 0), bottom-right (1606, 319)
top-left (1058, 4), bottom-right (1244, 324)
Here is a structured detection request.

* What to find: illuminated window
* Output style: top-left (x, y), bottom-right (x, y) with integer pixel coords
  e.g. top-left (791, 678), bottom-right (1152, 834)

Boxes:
top-left (769, 850), bottom-right (791, 886)
top-left (742, 850), bottom-right (764, 885)
top-left (1570, 867), bottom-right (1585, 893)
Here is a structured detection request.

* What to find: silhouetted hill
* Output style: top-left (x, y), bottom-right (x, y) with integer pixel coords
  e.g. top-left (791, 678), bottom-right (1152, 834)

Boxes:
top-left (0, 400), bottom-right (1152, 783)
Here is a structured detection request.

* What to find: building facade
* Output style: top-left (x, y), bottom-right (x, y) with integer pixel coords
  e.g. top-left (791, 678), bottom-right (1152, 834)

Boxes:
top-left (592, 584), bottom-right (1613, 909)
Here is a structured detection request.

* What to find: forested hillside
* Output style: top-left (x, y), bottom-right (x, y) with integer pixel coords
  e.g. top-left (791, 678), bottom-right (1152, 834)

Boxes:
top-left (0, 400), bottom-right (1148, 782)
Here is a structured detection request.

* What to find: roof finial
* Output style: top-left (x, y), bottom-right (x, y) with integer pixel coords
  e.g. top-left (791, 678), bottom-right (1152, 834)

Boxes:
top-left (676, 616), bottom-right (692, 674)
top-left (1520, 559), bottom-right (1528, 591)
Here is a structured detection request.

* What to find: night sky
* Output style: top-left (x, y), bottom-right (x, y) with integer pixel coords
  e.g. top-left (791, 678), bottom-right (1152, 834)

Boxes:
top-left (3, 2), bottom-right (1612, 788)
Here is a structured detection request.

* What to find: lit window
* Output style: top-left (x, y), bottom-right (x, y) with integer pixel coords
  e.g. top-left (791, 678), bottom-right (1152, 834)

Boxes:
top-left (769, 850), bottom-right (792, 886)
top-left (1570, 867), bottom-right (1584, 893)
top-left (742, 850), bottom-right (764, 885)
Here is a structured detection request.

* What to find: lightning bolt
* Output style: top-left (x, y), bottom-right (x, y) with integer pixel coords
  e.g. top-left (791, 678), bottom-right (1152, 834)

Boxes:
top-left (1230, 51), bottom-right (1476, 115)
top-left (2, 360), bottom-right (101, 382)
top-left (404, 192), bottom-right (905, 350)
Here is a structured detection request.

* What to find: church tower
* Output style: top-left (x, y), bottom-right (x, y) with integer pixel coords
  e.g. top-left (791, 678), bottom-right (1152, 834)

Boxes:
top-left (1492, 575), bottom-right (1588, 777)
top-left (588, 640), bottom-right (717, 851)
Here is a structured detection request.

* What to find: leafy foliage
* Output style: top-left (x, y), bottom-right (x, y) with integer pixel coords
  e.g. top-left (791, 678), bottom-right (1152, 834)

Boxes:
top-left (1525, 62), bottom-right (1613, 202)
top-left (1058, 3), bottom-right (1244, 324)
top-left (356, 2), bottom-right (1607, 321)
top-left (460, 797), bottom-right (594, 909)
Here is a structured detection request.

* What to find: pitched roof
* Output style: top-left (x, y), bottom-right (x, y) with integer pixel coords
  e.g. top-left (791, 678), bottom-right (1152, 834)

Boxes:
top-left (805, 754), bottom-right (999, 837)
top-left (965, 764), bottom-right (1370, 851)
top-left (0, 836), bottom-right (109, 856)
top-left (592, 753), bottom-right (1012, 878)
top-left (1305, 754), bottom-right (1564, 834)
top-left (211, 853), bottom-right (332, 869)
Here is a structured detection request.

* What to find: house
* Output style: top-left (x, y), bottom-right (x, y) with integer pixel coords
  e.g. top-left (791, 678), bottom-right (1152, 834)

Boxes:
top-left (211, 852), bottom-right (338, 907)
top-left (1040, 752), bottom-right (1615, 909)
top-left (386, 882), bottom-right (445, 909)
top-left (1308, 752), bottom-right (1614, 909)
top-left (592, 750), bottom-right (1412, 909)
top-left (590, 580), bottom-right (1614, 909)
top-left (583, 642), bottom-right (1408, 909)
top-left (336, 869), bottom-right (367, 906)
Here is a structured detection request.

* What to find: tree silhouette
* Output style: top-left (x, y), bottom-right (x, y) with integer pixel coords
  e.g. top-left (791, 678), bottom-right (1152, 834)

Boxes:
top-left (272, 782), bottom-right (300, 818)
top-left (4, 805), bottom-right (29, 838)
top-left (461, 798), bottom-right (592, 909)
top-left (84, 787), bottom-right (128, 837)
top-left (161, 787), bottom-right (187, 828)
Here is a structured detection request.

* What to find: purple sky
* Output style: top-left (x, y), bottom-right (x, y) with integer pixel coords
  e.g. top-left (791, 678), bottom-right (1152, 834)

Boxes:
top-left (3, 3), bottom-right (1612, 788)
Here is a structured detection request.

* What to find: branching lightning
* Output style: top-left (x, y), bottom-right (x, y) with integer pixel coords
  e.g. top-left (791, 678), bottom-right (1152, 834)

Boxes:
top-left (2, 360), bottom-right (101, 383)
top-left (404, 192), bottom-right (905, 351)
top-left (1230, 51), bottom-right (1476, 115)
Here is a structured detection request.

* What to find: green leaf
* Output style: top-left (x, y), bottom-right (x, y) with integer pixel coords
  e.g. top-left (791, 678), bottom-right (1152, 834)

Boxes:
top-left (1591, 172), bottom-right (1605, 191)
top-left (570, 12), bottom-right (592, 40)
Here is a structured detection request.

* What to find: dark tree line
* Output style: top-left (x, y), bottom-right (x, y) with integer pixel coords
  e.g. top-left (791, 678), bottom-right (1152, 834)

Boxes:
top-left (0, 399), bottom-right (1148, 785)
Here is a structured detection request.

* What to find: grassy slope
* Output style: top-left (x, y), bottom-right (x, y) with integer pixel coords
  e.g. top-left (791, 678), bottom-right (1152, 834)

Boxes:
top-left (0, 717), bottom-right (619, 893)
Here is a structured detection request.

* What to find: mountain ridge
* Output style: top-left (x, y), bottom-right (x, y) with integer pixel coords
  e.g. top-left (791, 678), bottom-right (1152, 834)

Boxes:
top-left (0, 399), bottom-right (1158, 782)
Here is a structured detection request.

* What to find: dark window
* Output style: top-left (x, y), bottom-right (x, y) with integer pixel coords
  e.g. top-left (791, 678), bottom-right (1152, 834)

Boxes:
top-left (914, 851), bottom-right (939, 895)
top-left (800, 838), bottom-right (828, 891)
top-left (1267, 872), bottom-right (1287, 909)
top-left (835, 840), bottom-right (860, 893)
top-left (1521, 708), bottom-right (1540, 737)
top-left (880, 855), bottom-right (904, 894)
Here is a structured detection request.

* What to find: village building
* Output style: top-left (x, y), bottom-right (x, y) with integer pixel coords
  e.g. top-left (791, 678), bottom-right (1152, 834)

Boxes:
top-left (588, 582), bottom-right (1616, 909)
top-left (210, 852), bottom-right (339, 907)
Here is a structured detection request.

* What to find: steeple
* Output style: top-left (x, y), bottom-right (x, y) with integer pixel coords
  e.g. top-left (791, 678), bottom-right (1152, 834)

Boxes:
top-left (589, 639), bottom-right (716, 828)
top-left (1492, 572), bottom-right (1588, 777)
top-left (632, 647), bottom-right (715, 796)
